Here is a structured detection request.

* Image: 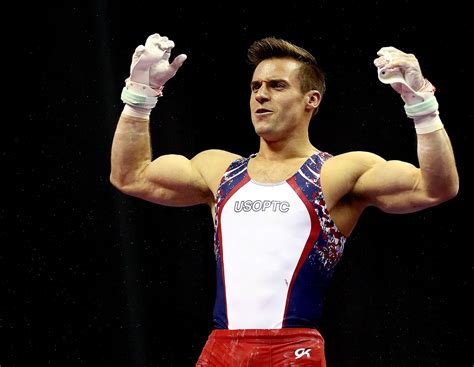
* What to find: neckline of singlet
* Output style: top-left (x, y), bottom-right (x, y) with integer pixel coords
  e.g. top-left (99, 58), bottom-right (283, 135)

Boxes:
top-left (246, 151), bottom-right (320, 186)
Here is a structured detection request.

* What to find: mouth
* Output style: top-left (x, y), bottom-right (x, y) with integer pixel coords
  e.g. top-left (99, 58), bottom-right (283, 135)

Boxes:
top-left (255, 108), bottom-right (273, 116)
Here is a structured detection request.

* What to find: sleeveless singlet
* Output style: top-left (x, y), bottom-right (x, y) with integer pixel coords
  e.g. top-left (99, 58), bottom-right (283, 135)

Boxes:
top-left (212, 151), bottom-right (346, 330)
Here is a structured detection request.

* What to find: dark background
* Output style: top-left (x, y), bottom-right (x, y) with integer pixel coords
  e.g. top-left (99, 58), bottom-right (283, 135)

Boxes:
top-left (4, 1), bottom-right (472, 366)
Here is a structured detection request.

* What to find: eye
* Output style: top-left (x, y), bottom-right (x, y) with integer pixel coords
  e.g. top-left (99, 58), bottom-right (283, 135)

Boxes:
top-left (269, 81), bottom-right (287, 90)
top-left (251, 82), bottom-right (261, 93)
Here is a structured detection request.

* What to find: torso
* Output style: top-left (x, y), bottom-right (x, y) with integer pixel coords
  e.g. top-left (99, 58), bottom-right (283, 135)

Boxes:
top-left (211, 151), bottom-right (347, 330)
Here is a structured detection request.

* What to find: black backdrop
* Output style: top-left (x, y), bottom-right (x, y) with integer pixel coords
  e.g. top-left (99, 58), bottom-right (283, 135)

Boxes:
top-left (5, 1), bottom-right (473, 366)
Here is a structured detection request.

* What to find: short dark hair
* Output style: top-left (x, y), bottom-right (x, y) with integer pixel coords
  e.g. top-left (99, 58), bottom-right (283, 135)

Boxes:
top-left (247, 37), bottom-right (326, 116)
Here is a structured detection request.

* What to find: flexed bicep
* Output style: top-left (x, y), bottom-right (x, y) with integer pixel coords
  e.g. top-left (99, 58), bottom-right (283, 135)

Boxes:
top-left (135, 154), bottom-right (212, 207)
top-left (354, 159), bottom-right (437, 214)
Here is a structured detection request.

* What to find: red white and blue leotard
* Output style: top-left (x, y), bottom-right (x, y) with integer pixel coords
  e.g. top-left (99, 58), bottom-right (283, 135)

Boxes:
top-left (212, 151), bottom-right (347, 330)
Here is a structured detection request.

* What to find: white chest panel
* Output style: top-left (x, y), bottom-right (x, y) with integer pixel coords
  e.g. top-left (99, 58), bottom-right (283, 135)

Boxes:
top-left (220, 181), bottom-right (311, 329)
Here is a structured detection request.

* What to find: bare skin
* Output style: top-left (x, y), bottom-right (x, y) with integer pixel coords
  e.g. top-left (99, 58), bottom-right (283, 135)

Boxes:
top-left (111, 57), bottom-right (459, 237)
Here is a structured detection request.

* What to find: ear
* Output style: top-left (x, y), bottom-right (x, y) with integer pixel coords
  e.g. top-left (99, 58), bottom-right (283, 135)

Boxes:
top-left (306, 90), bottom-right (321, 110)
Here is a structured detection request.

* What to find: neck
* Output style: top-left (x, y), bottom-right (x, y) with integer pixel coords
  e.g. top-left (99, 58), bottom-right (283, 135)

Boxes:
top-left (257, 138), bottom-right (316, 161)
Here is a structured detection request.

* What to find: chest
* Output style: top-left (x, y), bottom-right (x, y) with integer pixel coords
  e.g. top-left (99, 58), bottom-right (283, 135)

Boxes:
top-left (247, 158), bottom-right (308, 183)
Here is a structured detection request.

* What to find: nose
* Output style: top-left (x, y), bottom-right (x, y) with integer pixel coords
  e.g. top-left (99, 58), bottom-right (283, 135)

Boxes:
top-left (254, 84), bottom-right (270, 103)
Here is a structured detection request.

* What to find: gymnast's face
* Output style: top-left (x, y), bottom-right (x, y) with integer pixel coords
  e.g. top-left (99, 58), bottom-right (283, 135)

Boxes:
top-left (250, 58), bottom-right (309, 141)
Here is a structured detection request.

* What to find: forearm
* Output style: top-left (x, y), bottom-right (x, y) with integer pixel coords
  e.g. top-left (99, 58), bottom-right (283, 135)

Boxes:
top-left (417, 124), bottom-right (459, 200)
top-left (110, 113), bottom-right (152, 190)
top-left (110, 34), bottom-right (186, 191)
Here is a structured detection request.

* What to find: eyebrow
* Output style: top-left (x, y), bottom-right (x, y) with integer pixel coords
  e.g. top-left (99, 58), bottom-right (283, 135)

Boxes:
top-left (250, 78), bottom-right (287, 88)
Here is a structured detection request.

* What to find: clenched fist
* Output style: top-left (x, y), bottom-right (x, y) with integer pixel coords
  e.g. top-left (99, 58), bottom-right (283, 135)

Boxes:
top-left (374, 46), bottom-right (434, 105)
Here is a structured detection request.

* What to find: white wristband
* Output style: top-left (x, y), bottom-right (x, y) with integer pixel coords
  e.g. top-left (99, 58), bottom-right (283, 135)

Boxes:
top-left (413, 113), bottom-right (444, 134)
top-left (122, 104), bottom-right (152, 118)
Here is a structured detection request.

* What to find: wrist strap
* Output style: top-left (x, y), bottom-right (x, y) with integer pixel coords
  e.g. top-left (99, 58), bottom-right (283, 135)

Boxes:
top-left (404, 95), bottom-right (444, 134)
top-left (125, 78), bottom-right (164, 97)
top-left (120, 78), bottom-right (165, 116)
top-left (404, 95), bottom-right (439, 118)
top-left (121, 87), bottom-right (158, 109)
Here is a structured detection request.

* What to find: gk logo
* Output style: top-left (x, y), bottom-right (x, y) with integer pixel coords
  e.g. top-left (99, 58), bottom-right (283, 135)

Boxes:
top-left (294, 348), bottom-right (312, 359)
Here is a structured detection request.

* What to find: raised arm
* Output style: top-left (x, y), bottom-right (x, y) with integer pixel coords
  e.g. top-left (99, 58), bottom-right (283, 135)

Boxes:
top-left (110, 34), bottom-right (212, 207)
top-left (352, 47), bottom-right (459, 213)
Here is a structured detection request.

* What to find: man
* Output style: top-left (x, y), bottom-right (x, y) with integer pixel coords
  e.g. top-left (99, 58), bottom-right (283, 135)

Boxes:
top-left (110, 33), bottom-right (458, 366)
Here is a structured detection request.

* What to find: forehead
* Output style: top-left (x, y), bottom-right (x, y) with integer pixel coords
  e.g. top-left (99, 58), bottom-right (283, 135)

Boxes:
top-left (252, 58), bottom-right (301, 82)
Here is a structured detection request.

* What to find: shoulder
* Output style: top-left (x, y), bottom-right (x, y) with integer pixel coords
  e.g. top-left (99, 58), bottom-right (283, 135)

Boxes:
top-left (320, 151), bottom-right (386, 203)
top-left (192, 149), bottom-right (242, 167)
top-left (323, 151), bottom-right (385, 172)
top-left (191, 149), bottom-right (243, 195)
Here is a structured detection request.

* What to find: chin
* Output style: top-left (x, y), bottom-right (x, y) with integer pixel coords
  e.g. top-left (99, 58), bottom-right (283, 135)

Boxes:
top-left (253, 125), bottom-right (268, 136)
top-left (255, 129), bottom-right (278, 141)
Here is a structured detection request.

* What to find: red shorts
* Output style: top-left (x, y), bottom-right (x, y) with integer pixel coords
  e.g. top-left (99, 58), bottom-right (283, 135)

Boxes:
top-left (196, 328), bottom-right (326, 366)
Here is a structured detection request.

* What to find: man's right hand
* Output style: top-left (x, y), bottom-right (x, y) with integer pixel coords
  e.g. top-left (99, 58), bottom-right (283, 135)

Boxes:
top-left (130, 33), bottom-right (187, 90)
